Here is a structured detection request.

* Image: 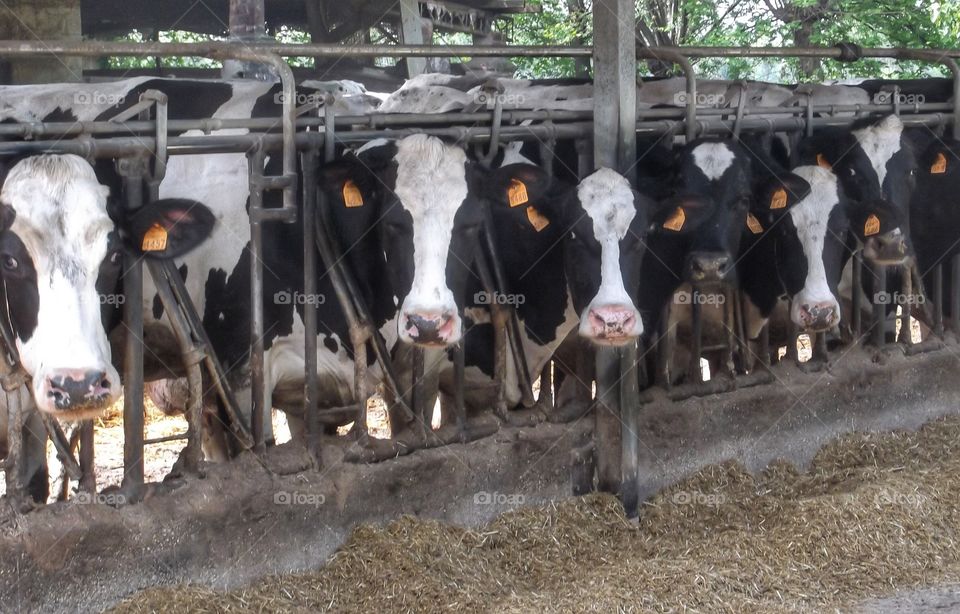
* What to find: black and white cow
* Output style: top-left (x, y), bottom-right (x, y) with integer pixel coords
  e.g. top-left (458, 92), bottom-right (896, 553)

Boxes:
top-left (635, 138), bottom-right (808, 382)
top-left (910, 138), bottom-right (960, 328)
top-left (0, 154), bottom-right (214, 501)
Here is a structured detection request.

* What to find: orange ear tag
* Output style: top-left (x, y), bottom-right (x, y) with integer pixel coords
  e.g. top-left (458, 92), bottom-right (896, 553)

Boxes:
top-left (526, 206), bottom-right (550, 232)
top-left (508, 178), bottom-right (529, 207)
top-left (931, 152), bottom-right (947, 174)
top-left (342, 180), bottom-right (364, 207)
top-left (662, 207), bottom-right (686, 231)
top-left (770, 187), bottom-right (787, 210)
top-left (864, 214), bottom-right (881, 237)
top-left (816, 153), bottom-right (832, 170)
top-left (141, 224), bottom-right (168, 252)
top-left (746, 213), bottom-right (763, 235)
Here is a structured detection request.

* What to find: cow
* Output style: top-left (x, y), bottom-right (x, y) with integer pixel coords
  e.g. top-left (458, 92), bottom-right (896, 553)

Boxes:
top-left (433, 163), bottom-right (648, 421)
top-left (635, 138), bottom-right (809, 384)
top-left (909, 138), bottom-right (960, 331)
top-left (0, 153), bottom-right (214, 502)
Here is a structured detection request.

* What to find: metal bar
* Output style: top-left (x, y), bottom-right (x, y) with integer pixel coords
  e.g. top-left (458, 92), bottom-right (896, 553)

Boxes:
top-left (619, 342), bottom-right (640, 519)
top-left (0, 41), bottom-right (958, 60)
top-left (896, 50), bottom-right (960, 140)
top-left (399, 0), bottom-right (427, 76)
top-left (952, 255), bottom-right (960, 334)
top-left (691, 290), bottom-right (703, 383)
top-left (872, 263), bottom-right (888, 347)
top-left (78, 421), bottom-right (96, 494)
top-left (934, 263), bottom-right (944, 337)
top-left (301, 148), bottom-right (321, 460)
top-left (119, 160), bottom-right (146, 498)
top-left (247, 147), bottom-right (268, 453)
top-left (852, 251), bottom-right (863, 339)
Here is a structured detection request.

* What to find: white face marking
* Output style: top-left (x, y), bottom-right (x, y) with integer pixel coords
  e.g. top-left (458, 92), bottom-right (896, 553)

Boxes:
top-left (355, 138), bottom-right (390, 155)
top-left (786, 165), bottom-right (842, 325)
top-left (691, 142), bottom-right (736, 181)
top-left (0, 154), bottom-right (122, 414)
top-left (499, 141), bottom-right (536, 167)
top-left (853, 114), bottom-right (903, 190)
top-left (394, 135), bottom-right (469, 344)
top-left (575, 167), bottom-right (643, 340)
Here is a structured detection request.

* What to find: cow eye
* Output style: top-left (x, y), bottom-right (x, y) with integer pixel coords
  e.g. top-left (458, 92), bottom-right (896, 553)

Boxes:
top-left (2, 255), bottom-right (18, 271)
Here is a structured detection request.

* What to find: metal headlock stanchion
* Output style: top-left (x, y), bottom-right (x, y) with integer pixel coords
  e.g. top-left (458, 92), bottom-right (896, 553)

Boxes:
top-left (0, 39), bottom-right (957, 512)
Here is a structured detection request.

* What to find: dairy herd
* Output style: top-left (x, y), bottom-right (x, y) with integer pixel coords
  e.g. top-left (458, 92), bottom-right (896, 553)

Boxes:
top-left (0, 74), bottom-right (956, 503)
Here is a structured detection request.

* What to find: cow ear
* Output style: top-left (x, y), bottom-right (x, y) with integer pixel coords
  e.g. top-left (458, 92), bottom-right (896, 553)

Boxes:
top-left (754, 173), bottom-right (810, 214)
top-left (649, 194), bottom-right (709, 235)
top-left (123, 198), bottom-right (216, 259)
top-left (848, 200), bottom-right (902, 241)
top-left (320, 160), bottom-right (378, 210)
top-left (486, 163), bottom-right (551, 209)
top-left (0, 203), bottom-right (14, 232)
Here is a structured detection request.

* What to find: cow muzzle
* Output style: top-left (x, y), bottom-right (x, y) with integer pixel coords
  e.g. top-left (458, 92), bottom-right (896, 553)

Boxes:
top-left (400, 310), bottom-right (461, 347)
top-left (863, 233), bottom-right (909, 266)
top-left (579, 304), bottom-right (643, 346)
top-left (36, 367), bottom-right (120, 418)
top-left (685, 251), bottom-right (732, 283)
top-left (794, 300), bottom-right (840, 332)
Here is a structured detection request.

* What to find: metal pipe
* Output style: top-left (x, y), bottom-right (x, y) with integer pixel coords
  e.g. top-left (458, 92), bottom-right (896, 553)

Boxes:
top-left (119, 159), bottom-right (146, 498)
top-left (896, 50), bottom-right (960, 140)
top-left (0, 41), bottom-right (957, 60)
top-left (301, 149), bottom-right (321, 461)
top-left (247, 147), bottom-right (268, 453)
top-left (638, 48), bottom-right (697, 141)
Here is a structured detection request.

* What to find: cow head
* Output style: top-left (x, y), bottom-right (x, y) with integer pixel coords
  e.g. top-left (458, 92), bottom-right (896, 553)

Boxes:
top-left (0, 154), bottom-right (214, 418)
top-left (797, 114), bottom-right (915, 266)
top-left (321, 135), bottom-right (484, 348)
top-left (563, 168), bottom-right (647, 345)
top-left (749, 166), bottom-right (845, 332)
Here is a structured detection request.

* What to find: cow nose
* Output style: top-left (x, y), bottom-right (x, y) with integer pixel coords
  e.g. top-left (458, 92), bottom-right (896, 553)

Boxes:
top-left (798, 302), bottom-right (839, 331)
top-left (687, 252), bottom-right (732, 282)
top-left (587, 305), bottom-right (638, 343)
top-left (865, 235), bottom-right (909, 266)
top-left (404, 312), bottom-right (454, 345)
top-left (44, 369), bottom-right (114, 412)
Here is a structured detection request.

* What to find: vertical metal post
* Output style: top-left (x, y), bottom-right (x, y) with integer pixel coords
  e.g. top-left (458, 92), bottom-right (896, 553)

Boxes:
top-left (934, 263), bottom-right (944, 337)
top-left (619, 342), bottom-right (640, 518)
top-left (399, 0), bottom-right (427, 77)
top-left (852, 251), bottom-right (863, 339)
top-left (247, 147), bottom-right (267, 453)
top-left (119, 159), bottom-right (145, 497)
top-left (301, 149), bottom-right (321, 460)
top-left (225, 0), bottom-right (273, 80)
top-left (951, 255), bottom-right (960, 334)
top-left (592, 0), bottom-right (639, 500)
top-left (872, 264), bottom-right (887, 347)
top-left (78, 421), bottom-right (95, 493)
top-left (691, 290), bottom-right (703, 383)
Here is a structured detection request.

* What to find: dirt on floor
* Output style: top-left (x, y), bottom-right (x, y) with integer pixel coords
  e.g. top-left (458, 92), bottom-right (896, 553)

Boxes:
top-left (109, 413), bottom-right (960, 614)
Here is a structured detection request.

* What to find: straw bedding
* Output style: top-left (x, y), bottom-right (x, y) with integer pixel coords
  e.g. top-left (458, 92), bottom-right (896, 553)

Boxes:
top-left (112, 414), bottom-right (960, 613)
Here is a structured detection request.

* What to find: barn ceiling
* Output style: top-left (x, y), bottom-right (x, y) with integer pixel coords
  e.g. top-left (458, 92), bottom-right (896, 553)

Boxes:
top-left (81, 0), bottom-right (531, 41)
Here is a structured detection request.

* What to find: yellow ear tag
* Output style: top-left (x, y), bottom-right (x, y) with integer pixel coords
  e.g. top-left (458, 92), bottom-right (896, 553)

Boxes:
top-left (864, 214), bottom-right (881, 237)
top-left (746, 213), bottom-right (763, 235)
top-left (770, 187), bottom-right (787, 210)
top-left (931, 152), bottom-right (947, 174)
top-left (662, 207), bottom-right (686, 231)
top-left (508, 178), bottom-right (529, 207)
top-left (141, 223), bottom-right (168, 252)
top-left (526, 206), bottom-right (550, 232)
top-left (342, 180), bottom-right (364, 208)
top-left (816, 153), bottom-right (832, 170)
